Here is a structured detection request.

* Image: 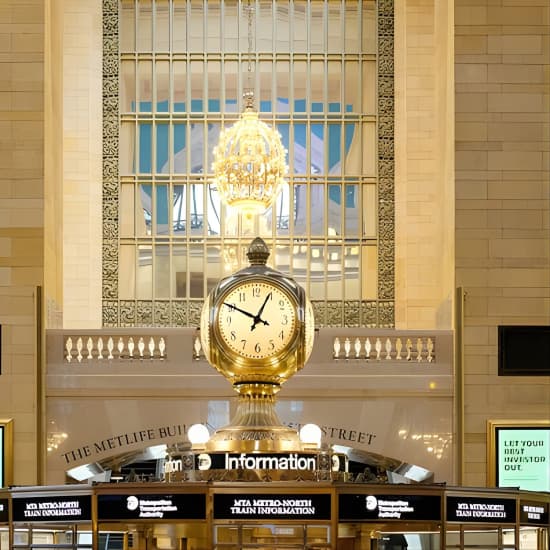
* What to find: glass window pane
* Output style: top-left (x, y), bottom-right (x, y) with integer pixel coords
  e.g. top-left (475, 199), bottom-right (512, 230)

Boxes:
top-left (311, 123), bottom-right (324, 173)
top-left (327, 3), bottom-right (342, 53)
top-left (155, 244), bottom-right (170, 298)
top-left (362, 122), bottom-right (376, 176)
top-left (274, 3), bottom-right (289, 51)
top-left (344, 122), bottom-right (361, 174)
top-left (139, 123), bottom-right (152, 173)
top-left (257, 3), bottom-right (272, 51)
top-left (294, 123), bottom-right (306, 174)
top-left (156, 61), bottom-right (169, 112)
top-left (345, 1), bottom-right (360, 53)
top-left (328, 123), bottom-right (342, 175)
top-left (328, 184), bottom-right (342, 236)
top-left (138, 184), bottom-right (152, 236)
top-left (327, 244), bottom-right (342, 299)
top-left (274, 185), bottom-right (290, 236)
top-left (310, 2), bottom-right (325, 53)
top-left (310, 61), bottom-right (324, 113)
top-left (327, 60), bottom-right (341, 113)
top-left (293, 3), bottom-right (307, 52)
top-left (119, 245), bottom-right (136, 300)
top-left (274, 243), bottom-right (290, 274)
top-left (362, 1), bottom-right (377, 54)
top-left (206, 183), bottom-right (221, 236)
top-left (190, 60), bottom-right (204, 112)
top-left (344, 245), bottom-right (360, 300)
top-left (188, 2), bottom-right (204, 52)
top-left (137, 0), bottom-right (152, 51)
top-left (292, 243), bottom-right (308, 286)
top-left (190, 123), bottom-right (204, 173)
top-left (362, 61), bottom-right (376, 115)
top-left (173, 122), bottom-right (186, 173)
top-left (137, 245), bottom-right (153, 299)
top-left (259, 61), bottom-right (272, 113)
top-left (207, 61), bottom-right (221, 112)
top-left (119, 122), bottom-right (135, 174)
top-left (206, 245), bottom-right (222, 294)
top-left (276, 61), bottom-right (290, 113)
top-left (138, 61), bottom-right (153, 112)
top-left (206, 2), bottom-right (221, 52)
top-left (155, 0), bottom-right (170, 51)
top-left (345, 183), bottom-right (359, 236)
top-left (156, 124), bottom-right (169, 173)
top-left (173, 245), bottom-right (187, 298)
top-left (172, 1), bottom-right (186, 51)
top-left (223, 3), bottom-right (238, 51)
top-left (309, 244), bottom-right (325, 300)
top-left (207, 123), bottom-right (221, 176)
top-left (173, 184), bottom-right (186, 235)
top-left (363, 184), bottom-right (376, 238)
top-left (156, 184), bottom-right (169, 235)
top-left (345, 60), bottom-right (360, 113)
top-left (189, 184), bottom-right (204, 234)
top-left (189, 243), bottom-right (204, 298)
top-left (121, 60), bottom-right (136, 113)
top-left (293, 181), bottom-right (307, 236)
top-left (173, 61), bottom-right (186, 112)
top-left (120, 184), bottom-right (135, 237)
top-left (294, 61), bottom-right (307, 112)
top-left (310, 184), bottom-right (325, 236)
top-left (120, 1), bottom-right (135, 52)
top-left (225, 61), bottom-right (238, 113)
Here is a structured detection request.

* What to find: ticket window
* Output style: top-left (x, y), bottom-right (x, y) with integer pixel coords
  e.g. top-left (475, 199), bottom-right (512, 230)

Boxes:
top-left (518, 527), bottom-right (549, 550)
top-left (445, 527), bottom-right (518, 550)
top-left (336, 524), bottom-right (441, 550)
top-left (97, 522), bottom-right (209, 550)
top-left (11, 524), bottom-right (92, 550)
top-left (0, 527), bottom-right (8, 550)
top-left (214, 523), bottom-right (331, 549)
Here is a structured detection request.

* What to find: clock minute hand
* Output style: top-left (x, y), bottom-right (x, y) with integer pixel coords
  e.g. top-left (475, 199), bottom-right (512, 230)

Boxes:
top-left (223, 302), bottom-right (255, 319)
top-left (250, 292), bottom-right (272, 331)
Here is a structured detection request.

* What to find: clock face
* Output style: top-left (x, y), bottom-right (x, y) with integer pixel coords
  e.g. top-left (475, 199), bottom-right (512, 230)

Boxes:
top-left (216, 280), bottom-right (297, 360)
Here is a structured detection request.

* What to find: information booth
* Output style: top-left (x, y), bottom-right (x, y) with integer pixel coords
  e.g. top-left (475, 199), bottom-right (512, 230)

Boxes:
top-left (2, 483), bottom-right (548, 550)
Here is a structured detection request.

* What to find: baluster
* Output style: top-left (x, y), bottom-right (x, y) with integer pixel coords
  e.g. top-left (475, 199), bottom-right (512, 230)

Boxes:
top-left (194, 337), bottom-right (202, 360)
top-left (344, 338), bottom-right (351, 360)
top-left (76, 338), bottom-right (83, 363)
top-left (117, 337), bottom-right (124, 358)
top-left (138, 337), bottom-right (145, 358)
top-left (107, 337), bottom-right (114, 360)
top-left (333, 338), bottom-right (341, 360)
top-left (375, 338), bottom-right (382, 361)
top-left (148, 337), bottom-right (155, 358)
top-left (427, 338), bottom-right (434, 363)
top-left (416, 338), bottom-right (424, 362)
top-left (395, 338), bottom-right (403, 360)
top-left (364, 338), bottom-right (371, 361)
top-left (97, 337), bottom-right (104, 360)
top-left (128, 337), bottom-right (135, 358)
top-left (159, 337), bottom-right (166, 359)
top-left (65, 337), bottom-right (73, 363)
top-left (86, 338), bottom-right (93, 360)
top-left (354, 338), bottom-right (362, 359)
top-left (405, 338), bottom-right (412, 361)
top-left (385, 338), bottom-right (392, 360)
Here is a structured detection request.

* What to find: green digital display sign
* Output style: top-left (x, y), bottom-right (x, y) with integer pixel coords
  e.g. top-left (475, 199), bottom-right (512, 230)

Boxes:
top-left (495, 426), bottom-right (550, 492)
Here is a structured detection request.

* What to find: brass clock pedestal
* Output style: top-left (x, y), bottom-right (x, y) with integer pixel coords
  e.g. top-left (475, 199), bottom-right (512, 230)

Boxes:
top-left (200, 238), bottom-right (315, 455)
top-left (205, 383), bottom-right (302, 453)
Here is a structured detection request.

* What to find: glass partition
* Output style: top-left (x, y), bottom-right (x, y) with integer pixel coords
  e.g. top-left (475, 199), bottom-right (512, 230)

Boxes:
top-left (11, 525), bottom-right (92, 550)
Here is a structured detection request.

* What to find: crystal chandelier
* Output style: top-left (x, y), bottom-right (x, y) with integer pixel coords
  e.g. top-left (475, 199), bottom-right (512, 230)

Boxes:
top-left (212, 1), bottom-right (288, 215)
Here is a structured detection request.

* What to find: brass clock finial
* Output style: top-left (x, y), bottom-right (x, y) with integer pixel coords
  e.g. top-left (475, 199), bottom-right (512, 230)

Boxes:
top-left (246, 237), bottom-right (270, 265)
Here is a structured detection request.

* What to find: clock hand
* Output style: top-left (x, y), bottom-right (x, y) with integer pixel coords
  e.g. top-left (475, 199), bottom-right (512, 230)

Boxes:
top-left (223, 302), bottom-right (255, 319)
top-left (250, 292), bottom-right (272, 331)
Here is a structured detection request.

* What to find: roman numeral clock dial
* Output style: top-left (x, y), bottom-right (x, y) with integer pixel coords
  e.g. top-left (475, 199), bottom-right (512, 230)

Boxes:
top-left (216, 281), bottom-right (297, 360)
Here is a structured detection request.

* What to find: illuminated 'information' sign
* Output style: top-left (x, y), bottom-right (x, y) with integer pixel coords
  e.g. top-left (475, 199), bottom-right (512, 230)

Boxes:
top-left (496, 427), bottom-right (550, 491)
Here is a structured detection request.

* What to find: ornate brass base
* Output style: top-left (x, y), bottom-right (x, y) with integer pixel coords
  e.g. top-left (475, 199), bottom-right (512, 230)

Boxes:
top-left (205, 385), bottom-right (302, 453)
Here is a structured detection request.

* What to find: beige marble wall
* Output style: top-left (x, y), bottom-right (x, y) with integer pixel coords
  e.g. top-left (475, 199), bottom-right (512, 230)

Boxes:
top-left (394, 0), bottom-right (455, 330)
top-left (455, 0), bottom-right (550, 486)
top-left (62, 0), bottom-right (102, 328)
top-left (0, 0), bottom-right (45, 484)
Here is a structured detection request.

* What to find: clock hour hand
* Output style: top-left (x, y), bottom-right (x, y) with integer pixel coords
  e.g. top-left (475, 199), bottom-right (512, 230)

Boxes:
top-left (250, 292), bottom-right (272, 331)
top-left (223, 302), bottom-right (255, 319)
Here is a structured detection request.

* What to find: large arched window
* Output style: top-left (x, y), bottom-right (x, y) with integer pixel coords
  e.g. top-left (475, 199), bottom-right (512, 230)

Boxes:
top-left (103, 0), bottom-right (394, 327)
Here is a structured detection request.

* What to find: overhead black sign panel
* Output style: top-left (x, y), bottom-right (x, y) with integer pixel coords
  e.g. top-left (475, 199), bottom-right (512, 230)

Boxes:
top-left (12, 495), bottom-right (92, 522)
top-left (0, 498), bottom-right (8, 523)
top-left (446, 496), bottom-right (516, 523)
top-left (97, 494), bottom-right (206, 521)
top-left (339, 494), bottom-right (441, 522)
top-left (520, 501), bottom-right (549, 525)
top-left (213, 493), bottom-right (331, 521)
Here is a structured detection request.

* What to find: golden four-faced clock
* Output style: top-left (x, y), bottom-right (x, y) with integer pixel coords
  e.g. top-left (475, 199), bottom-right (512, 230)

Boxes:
top-left (200, 237), bottom-right (314, 388)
